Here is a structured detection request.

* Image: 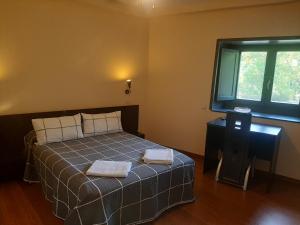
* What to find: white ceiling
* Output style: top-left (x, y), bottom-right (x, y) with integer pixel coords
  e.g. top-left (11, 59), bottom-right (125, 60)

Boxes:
top-left (83, 0), bottom-right (298, 17)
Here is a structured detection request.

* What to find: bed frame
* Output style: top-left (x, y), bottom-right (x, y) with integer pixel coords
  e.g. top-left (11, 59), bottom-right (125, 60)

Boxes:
top-left (0, 105), bottom-right (139, 180)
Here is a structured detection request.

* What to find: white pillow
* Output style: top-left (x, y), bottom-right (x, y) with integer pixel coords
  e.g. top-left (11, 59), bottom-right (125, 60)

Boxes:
top-left (32, 114), bottom-right (83, 145)
top-left (81, 111), bottom-right (123, 136)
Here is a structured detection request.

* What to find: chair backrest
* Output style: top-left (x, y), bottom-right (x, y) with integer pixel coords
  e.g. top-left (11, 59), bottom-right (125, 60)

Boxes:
top-left (220, 111), bottom-right (252, 185)
top-left (226, 112), bottom-right (252, 134)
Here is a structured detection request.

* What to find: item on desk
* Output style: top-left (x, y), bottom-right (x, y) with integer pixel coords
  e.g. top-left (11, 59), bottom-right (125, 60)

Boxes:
top-left (86, 160), bottom-right (132, 177)
top-left (234, 107), bottom-right (251, 114)
top-left (143, 148), bottom-right (174, 165)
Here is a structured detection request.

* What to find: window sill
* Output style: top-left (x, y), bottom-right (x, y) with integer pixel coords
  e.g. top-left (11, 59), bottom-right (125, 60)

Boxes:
top-left (212, 108), bottom-right (300, 123)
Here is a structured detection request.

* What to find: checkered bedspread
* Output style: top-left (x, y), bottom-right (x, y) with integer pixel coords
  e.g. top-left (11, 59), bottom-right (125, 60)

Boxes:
top-left (32, 132), bottom-right (195, 225)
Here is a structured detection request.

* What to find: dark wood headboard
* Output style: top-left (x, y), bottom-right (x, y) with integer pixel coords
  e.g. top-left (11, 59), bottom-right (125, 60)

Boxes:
top-left (0, 105), bottom-right (139, 181)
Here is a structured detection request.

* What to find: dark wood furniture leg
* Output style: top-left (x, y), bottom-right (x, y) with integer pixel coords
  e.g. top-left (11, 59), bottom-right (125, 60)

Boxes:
top-left (267, 132), bottom-right (282, 192)
top-left (203, 125), bottom-right (223, 173)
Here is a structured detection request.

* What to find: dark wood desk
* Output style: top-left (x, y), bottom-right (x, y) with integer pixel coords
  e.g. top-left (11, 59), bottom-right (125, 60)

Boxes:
top-left (204, 118), bottom-right (282, 191)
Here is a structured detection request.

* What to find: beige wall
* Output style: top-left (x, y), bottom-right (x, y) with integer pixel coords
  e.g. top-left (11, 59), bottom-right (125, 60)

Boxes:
top-left (145, 2), bottom-right (300, 179)
top-left (1, 0), bottom-right (300, 179)
top-left (0, 0), bottom-right (149, 129)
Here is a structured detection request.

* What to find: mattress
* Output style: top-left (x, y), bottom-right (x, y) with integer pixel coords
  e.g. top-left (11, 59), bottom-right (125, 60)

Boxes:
top-left (32, 132), bottom-right (195, 225)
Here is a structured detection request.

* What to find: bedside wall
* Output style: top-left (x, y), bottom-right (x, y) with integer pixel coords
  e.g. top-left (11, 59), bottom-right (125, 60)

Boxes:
top-left (0, 0), bottom-right (149, 129)
top-left (145, 1), bottom-right (300, 180)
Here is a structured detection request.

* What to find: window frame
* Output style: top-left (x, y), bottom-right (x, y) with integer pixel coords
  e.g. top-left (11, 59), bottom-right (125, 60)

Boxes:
top-left (210, 37), bottom-right (300, 123)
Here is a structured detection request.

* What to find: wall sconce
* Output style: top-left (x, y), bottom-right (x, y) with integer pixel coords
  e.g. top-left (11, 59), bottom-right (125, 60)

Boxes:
top-left (125, 79), bottom-right (132, 95)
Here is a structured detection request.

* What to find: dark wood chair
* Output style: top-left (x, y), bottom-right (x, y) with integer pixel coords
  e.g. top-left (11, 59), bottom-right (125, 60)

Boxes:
top-left (215, 111), bottom-right (254, 190)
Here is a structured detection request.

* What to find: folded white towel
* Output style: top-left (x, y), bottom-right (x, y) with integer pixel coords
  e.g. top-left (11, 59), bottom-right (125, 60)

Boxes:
top-left (86, 160), bottom-right (132, 178)
top-left (143, 148), bottom-right (174, 165)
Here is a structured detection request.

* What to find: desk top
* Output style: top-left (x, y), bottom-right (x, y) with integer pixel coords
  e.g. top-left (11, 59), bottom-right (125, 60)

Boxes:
top-left (208, 118), bottom-right (282, 136)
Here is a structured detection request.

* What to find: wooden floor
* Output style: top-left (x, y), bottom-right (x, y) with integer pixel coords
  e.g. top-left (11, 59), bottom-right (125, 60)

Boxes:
top-left (1, 158), bottom-right (300, 225)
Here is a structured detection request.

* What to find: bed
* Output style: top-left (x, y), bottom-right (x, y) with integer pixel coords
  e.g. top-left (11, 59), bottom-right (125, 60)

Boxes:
top-left (28, 131), bottom-right (195, 225)
top-left (16, 106), bottom-right (195, 225)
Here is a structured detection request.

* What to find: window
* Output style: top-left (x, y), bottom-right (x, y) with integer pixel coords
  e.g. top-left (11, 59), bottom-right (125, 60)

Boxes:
top-left (271, 51), bottom-right (300, 104)
top-left (237, 51), bottom-right (267, 101)
top-left (211, 37), bottom-right (300, 122)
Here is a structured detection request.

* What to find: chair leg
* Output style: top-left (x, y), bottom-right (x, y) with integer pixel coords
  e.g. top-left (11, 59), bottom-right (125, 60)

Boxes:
top-left (243, 164), bottom-right (251, 191)
top-left (215, 157), bottom-right (223, 182)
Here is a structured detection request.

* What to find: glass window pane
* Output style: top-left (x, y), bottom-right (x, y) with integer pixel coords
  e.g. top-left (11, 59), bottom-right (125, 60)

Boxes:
top-left (237, 52), bottom-right (267, 101)
top-left (271, 51), bottom-right (300, 105)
